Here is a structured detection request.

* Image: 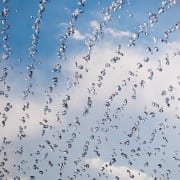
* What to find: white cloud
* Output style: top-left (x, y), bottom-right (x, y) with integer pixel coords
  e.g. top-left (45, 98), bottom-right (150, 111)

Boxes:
top-left (90, 20), bottom-right (131, 38)
top-left (58, 22), bottom-right (68, 28)
top-left (105, 27), bottom-right (131, 38)
top-left (72, 29), bottom-right (86, 40)
top-left (64, 40), bottom-right (180, 113)
top-left (86, 157), bottom-right (153, 180)
top-left (0, 93), bottom-right (65, 140)
top-left (0, 98), bottom-right (44, 139)
top-left (90, 20), bottom-right (99, 28)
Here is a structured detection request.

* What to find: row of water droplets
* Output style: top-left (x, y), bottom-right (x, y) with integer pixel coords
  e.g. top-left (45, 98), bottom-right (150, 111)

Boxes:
top-left (0, 0), bottom-right (12, 132)
top-left (128, 0), bottom-right (178, 47)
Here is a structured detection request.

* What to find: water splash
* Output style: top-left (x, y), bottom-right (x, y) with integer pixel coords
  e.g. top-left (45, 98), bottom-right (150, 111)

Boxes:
top-left (0, 0), bottom-right (180, 179)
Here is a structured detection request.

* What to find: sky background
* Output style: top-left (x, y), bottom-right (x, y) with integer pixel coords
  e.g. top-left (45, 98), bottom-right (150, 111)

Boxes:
top-left (0, 0), bottom-right (180, 180)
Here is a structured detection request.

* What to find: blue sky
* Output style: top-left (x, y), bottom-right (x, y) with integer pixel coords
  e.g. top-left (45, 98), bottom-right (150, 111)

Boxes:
top-left (0, 0), bottom-right (180, 180)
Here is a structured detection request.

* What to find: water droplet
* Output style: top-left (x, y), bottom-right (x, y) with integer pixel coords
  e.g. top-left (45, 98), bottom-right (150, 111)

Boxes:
top-left (132, 32), bottom-right (139, 40)
top-left (158, 7), bottom-right (165, 14)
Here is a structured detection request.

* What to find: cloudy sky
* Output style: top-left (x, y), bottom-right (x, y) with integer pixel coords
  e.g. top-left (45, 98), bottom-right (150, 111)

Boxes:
top-left (0, 0), bottom-right (180, 179)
